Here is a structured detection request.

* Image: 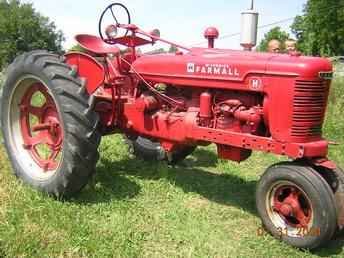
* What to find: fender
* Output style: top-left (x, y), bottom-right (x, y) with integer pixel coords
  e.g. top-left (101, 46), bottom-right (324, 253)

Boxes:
top-left (64, 52), bottom-right (105, 94)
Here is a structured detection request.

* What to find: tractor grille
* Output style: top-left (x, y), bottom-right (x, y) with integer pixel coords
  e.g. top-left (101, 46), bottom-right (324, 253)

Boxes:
top-left (291, 80), bottom-right (329, 137)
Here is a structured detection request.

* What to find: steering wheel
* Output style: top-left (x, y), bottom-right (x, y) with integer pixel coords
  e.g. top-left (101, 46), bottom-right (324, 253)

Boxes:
top-left (98, 3), bottom-right (131, 41)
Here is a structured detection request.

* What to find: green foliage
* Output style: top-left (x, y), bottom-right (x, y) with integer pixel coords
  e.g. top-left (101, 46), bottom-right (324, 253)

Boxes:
top-left (291, 0), bottom-right (344, 56)
top-left (168, 45), bottom-right (178, 53)
top-left (0, 70), bottom-right (4, 88)
top-left (0, 0), bottom-right (64, 70)
top-left (256, 27), bottom-right (290, 52)
top-left (145, 48), bottom-right (166, 55)
top-left (68, 44), bottom-right (87, 53)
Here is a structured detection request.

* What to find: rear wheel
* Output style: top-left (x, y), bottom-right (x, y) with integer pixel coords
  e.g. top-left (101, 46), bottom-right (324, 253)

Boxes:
top-left (126, 136), bottom-right (196, 165)
top-left (1, 50), bottom-right (101, 198)
top-left (256, 162), bottom-right (337, 249)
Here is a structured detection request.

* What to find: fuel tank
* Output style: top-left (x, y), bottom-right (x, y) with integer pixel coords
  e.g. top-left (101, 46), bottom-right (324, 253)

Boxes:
top-left (132, 47), bottom-right (332, 90)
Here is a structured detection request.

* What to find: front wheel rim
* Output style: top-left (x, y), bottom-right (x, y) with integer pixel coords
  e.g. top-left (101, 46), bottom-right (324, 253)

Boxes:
top-left (266, 181), bottom-right (314, 237)
top-left (8, 76), bottom-right (64, 180)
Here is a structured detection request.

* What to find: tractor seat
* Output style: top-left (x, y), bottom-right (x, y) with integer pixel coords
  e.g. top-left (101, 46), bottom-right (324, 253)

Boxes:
top-left (75, 34), bottom-right (120, 55)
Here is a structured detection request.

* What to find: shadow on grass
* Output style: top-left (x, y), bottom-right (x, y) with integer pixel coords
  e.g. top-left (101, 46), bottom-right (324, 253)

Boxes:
top-left (311, 232), bottom-right (344, 257)
top-left (182, 147), bottom-right (219, 167)
top-left (0, 242), bottom-right (6, 258)
top-left (77, 148), bottom-right (257, 214)
top-left (74, 147), bottom-right (344, 257)
top-left (72, 163), bottom-right (142, 204)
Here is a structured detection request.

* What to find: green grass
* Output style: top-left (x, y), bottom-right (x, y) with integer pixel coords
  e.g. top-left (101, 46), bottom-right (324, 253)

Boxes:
top-left (0, 77), bottom-right (343, 257)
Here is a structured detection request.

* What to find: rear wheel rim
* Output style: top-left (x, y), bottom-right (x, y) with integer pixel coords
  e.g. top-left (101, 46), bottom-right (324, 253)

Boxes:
top-left (266, 181), bottom-right (313, 237)
top-left (8, 76), bottom-right (64, 180)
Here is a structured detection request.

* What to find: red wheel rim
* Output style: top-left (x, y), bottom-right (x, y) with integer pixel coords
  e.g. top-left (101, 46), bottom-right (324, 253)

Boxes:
top-left (272, 184), bottom-right (312, 229)
top-left (19, 83), bottom-right (63, 172)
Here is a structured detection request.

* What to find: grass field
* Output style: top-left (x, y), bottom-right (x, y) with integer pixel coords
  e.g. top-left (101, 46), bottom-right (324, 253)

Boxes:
top-left (0, 72), bottom-right (343, 257)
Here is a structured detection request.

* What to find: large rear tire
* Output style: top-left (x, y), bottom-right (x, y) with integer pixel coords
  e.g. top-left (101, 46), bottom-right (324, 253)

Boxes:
top-left (1, 50), bottom-right (101, 198)
top-left (256, 162), bottom-right (337, 249)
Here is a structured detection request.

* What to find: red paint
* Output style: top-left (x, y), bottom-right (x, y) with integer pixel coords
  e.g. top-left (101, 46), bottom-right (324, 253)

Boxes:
top-left (107, 35), bottom-right (152, 48)
top-left (199, 92), bottom-right (212, 118)
top-left (75, 34), bottom-right (120, 55)
top-left (20, 83), bottom-right (63, 171)
top-left (65, 52), bottom-right (105, 94)
top-left (273, 185), bottom-right (312, 228)
top-left (217, 145), bottom-right (251, 162)
top-left (204, 27), bottom-right (219, 48)
top-left (63, 22), bottom-right (336, 167)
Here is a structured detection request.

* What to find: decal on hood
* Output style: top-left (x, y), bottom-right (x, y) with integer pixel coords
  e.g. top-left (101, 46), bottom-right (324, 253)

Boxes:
top-left (187, 63), bottom-right (240, 77)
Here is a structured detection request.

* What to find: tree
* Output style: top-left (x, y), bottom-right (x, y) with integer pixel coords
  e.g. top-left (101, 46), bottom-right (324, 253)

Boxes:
top-left (256, 27), bottom-right (290, 52)
top-left (68, 44), bottom-right (86, 53)
top-left (0, 0), bottom-right (64, 69)
top-left (144, 48), bottom-right (166, 55)
top-left (168, 45), bottom-right (178, 53)
top-left (291, 0), bottom-right (344, 56)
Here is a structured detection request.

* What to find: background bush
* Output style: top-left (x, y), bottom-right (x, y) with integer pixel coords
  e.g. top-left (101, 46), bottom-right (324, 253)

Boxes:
top-left (0, 69), bottom-right (4, 88)
top-left (0, 0), bottom-right (64, 70)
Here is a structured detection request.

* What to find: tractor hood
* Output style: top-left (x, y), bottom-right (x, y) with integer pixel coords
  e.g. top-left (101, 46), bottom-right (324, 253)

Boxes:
top-left (131, 47), bottom-right (332, 88)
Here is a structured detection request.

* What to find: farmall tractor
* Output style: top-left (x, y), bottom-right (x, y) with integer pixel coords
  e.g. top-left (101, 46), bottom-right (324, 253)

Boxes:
top-left (0, 3), bottom-right (343, 249)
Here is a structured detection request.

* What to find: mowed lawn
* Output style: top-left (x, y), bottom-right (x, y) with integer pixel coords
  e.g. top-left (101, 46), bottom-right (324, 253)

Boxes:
top-left (0, 76), bottom-right (343, 257)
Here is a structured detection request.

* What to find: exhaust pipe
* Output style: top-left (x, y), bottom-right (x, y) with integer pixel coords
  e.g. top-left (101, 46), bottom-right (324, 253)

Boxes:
top-left (240, 0), bottom-right (259, 51)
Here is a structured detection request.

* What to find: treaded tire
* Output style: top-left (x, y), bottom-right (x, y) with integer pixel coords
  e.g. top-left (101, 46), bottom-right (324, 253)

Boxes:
top-left (314, 166), bottom-right (344, 234)
top-left (126, 136), bottom-right (195, 165)
top-left (0, 50), bottom-right (101, 198)
top-left (256, 161), bottom-right (337, 249)
top-left (332, 167), bottom-right (344, 234)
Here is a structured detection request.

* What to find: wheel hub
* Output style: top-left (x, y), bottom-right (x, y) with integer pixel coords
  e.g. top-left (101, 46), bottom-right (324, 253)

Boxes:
top-left (19, 83), bottom-right (63, 172)
top-left (272, 185), bottom-right (312, 228)
top-left (280, 203), bottom-right (293, 217)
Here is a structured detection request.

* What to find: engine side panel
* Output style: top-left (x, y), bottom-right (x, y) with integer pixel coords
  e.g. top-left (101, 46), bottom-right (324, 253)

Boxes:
top-left (132, 48), bottom-right (270, 91)
top-left (132, 48), bottom-right (332, 91)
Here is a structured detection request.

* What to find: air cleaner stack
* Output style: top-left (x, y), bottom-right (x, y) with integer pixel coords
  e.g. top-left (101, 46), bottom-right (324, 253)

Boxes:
top-left (240, 0), bottom-right (259, 51)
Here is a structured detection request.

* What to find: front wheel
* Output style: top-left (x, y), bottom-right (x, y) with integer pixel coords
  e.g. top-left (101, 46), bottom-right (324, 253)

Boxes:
top-left (256, 162), bottom-right (337, 249)
top-left (1, 51), bottom-right (101, 198)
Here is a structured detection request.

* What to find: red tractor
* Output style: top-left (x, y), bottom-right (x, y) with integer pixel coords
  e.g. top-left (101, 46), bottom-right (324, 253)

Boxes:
top-left (0, 3), bottom-right (343, 249)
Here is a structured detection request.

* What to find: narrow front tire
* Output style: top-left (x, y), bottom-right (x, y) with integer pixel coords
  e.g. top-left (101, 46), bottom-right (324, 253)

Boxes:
top-left (256, 162), bottom-right (337, 249)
